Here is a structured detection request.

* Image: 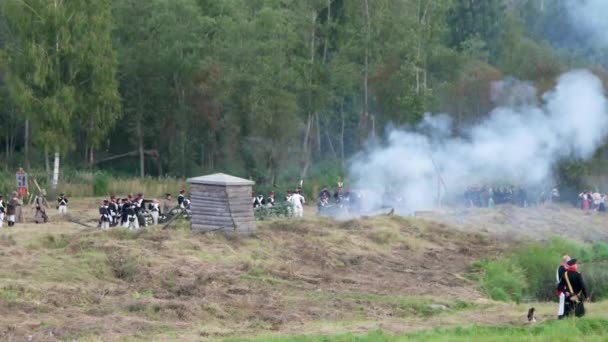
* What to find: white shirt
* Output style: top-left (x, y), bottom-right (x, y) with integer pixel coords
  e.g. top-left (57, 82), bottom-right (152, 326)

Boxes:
top-left (290, 193), bottom-right (305, 209)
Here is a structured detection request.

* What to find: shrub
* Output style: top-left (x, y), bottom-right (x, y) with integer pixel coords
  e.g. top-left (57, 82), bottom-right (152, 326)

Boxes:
top-left (475, 237), bottom-right (608, 302)
top-left (106, 252), bottom-right (140, 281)
top-left (92, 172), bottom-right (110, 196)
top-left (478, 259), bottom-right (528, 303)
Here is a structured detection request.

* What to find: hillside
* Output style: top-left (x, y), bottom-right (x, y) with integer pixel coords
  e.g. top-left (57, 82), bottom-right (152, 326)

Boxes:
top-left (0, 202), bottom-right (607, 341)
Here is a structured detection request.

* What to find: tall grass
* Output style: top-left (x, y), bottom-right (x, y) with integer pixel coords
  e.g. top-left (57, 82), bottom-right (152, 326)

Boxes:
top-left (473, 237), bottom-right (608, 302)
top-left (0, 169), bottom-right (186, 198)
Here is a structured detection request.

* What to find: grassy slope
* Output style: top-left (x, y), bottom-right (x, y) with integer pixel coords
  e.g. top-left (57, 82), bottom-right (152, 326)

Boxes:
top-left (0, 202), bottom-right (607, 341)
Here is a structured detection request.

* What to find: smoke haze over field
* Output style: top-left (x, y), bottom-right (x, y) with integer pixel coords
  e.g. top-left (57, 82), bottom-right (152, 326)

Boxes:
top-left (566, 0), bottom-right (608, 48)
top-left (349, 70), bottom-right (608, 213)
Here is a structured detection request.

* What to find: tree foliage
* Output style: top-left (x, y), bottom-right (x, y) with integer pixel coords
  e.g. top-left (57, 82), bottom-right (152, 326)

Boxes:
top-left (0, 0), bottom-right (604, 187)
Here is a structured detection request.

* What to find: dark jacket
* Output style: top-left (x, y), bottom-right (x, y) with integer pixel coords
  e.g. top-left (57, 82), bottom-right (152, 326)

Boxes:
top-left (558, 270), bottom-right (588, 300)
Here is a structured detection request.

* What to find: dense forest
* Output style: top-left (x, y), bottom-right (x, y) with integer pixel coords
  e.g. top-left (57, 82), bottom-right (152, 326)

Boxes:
top-left (0, 0), bottom-right (607, 186)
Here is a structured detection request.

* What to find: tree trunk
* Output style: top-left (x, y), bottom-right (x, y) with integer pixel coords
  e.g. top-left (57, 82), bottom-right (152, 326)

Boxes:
top-left (138, 120), bottom-right (144, 178)
top-left (300, 114), bottom-right (313, 178)
top-left (358, 0), bottom-right (371, 145)
top-left (51, 150), bottom-right (60, 199)
top-left (89, 146), bottom-right (95, 166)
top-left (340, 100), bottom-right (345, 167)
top-left (45, 147), bottom-right (50, 178)
top-left (84, 143), bottom-right (89, 166)
top-left (322, 0), bottom-right (331, 64)
top-left (5, 130), bottom-right (9, 167)
top-left (24, 119), bottom-right (30, 170)
top-left (325, 129), bottom-right (337, 159)
top-left (315, 112), bottom-right (321, 154)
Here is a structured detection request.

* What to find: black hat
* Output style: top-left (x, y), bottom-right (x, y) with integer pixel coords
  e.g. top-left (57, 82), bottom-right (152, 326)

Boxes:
top-left (567, 258), bottom-right (577, 266)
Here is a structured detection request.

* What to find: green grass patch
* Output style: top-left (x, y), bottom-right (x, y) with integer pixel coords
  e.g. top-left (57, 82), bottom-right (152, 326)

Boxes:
top-left (226, 318), bottom-right (608, 341)
top-left (473, 237), bottom-right (608, 302)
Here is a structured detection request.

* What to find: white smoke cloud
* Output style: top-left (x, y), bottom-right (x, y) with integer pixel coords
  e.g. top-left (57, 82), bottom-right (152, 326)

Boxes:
top-left (566, 0), bottom-right (608, 48)
top-left (349, 70), bottom-right (608, 213)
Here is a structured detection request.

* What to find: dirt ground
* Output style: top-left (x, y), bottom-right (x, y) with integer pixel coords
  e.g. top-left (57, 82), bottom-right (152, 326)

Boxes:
top-left (0, 201), bottom-right (605, 341)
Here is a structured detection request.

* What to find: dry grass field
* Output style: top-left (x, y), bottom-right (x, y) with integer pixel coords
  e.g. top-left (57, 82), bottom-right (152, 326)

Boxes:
top-left (0, 201), bottom-right (607, 341)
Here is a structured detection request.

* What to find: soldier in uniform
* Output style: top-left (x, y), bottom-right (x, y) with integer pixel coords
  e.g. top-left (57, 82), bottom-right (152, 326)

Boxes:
top-left (0, 195), bottom-right (5, 228)
top-left (334, 182), bottom-right (344, 204)
top-left (178, 189), bottom-right (186, 208)
top-left (266, 191), bottom-right (275, 208)
top-left (57, 193), bottom-right (69, 215)
top-left (557, 259), bottom-right (588, 318)
top-left (34, 190), bottom-right (49, 224)
top-left (289, 189), bottom-right (305, 218)
top-left (109, 196), bottom-right (119, 227)
top-left (122, 198), bottom-right (139, 230)
top-left (253, 193), bottom-right (265, 208)
top-left (556, 255), bottom-right (571, 319)
top-left (148, 199), bottom-right (160, 225)
top-left (99, 199), bottom-right (111, 230)
top-left (6, 192), bottom-right (20, 227)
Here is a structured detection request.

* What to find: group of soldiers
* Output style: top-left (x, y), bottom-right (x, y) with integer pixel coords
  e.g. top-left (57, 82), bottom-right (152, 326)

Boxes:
top-left (0, 191), bottom-right (70, 227)
top-left (253, 186), bottom-right (306, 217)
top-left (464, 185), bottom-right (560, 208)
top-left (97, 189), bottom-right (190, 229)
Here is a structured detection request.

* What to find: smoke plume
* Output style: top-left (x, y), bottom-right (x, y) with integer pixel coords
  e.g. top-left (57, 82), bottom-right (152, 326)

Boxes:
top-left (349, 70), bottom-right (608, 213)
top-left (565, 0), bottom-right (608, 48)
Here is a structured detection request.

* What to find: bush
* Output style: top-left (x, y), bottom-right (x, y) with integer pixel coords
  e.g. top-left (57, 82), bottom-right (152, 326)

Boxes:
top-left (474, 237), bottom-right (608, 302)
top-left (478, 259), bottom-right (528, 303)
top-left (106, 252), bottom-right (140, 281)
top-left (92, 172), bottom-right (110, 196)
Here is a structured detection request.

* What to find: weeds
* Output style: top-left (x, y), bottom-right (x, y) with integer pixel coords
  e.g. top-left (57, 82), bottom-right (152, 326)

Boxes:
top-left (474, 237), bottom-right (608, 302)
top-left (106, 252), bottom-right (140, 281)
top-left (40, 234), bottom-right (71, 249)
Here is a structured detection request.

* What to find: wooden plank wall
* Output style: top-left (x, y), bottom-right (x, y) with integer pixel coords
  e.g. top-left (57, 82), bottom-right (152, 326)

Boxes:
top-left (190, 183), bottom-right (256, 234)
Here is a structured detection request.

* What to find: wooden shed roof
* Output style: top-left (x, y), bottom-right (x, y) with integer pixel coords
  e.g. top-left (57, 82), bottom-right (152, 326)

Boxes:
top-left (187, 173), bottom-right (255, 186)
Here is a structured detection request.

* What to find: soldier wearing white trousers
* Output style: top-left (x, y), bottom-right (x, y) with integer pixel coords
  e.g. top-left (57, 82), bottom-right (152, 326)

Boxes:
top-left (99, 200), bottom-right (111, 230)
top-left (57, 193), bottom-right (69, 215)
top-left (0, 196), bottom-right (5, 228)
top-left (289, 192), bottom-right (305, 218)
top-left (148, 200), bottom-right (160, 225)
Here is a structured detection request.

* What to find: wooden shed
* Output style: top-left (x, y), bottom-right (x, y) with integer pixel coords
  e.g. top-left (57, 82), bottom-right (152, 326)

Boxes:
top-left (187, 173), bottom-right (256, 234)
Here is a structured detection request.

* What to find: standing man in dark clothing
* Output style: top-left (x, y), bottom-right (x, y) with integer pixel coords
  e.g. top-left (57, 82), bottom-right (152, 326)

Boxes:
top-left (99, 199), bottom-right (111, 230)
top-left (109, 196), bottom-right (119, 227)
top-left (178, 189), bottom-right (186, 208)
top-left (557, 259), bottom-right (588, 318)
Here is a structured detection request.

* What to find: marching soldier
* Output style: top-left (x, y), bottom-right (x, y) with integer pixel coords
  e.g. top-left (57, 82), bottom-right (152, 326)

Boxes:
top-left (57, 193), bottom-right (69, 215)
top-left (34, 190), bottom-right (49, 224)
top-left (0, 195), bottom-right (5, 228)
top-left (99, 199), bottom-right (111, 230)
